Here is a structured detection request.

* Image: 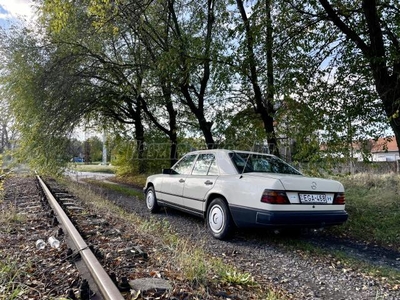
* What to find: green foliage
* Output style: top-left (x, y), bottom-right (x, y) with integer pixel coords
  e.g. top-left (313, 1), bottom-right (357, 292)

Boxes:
top-left (1, 0), bottom-right (400, 175)
top-left (70, 163), bottom-right (115, 173)
top-left (85, 136), bottom-right (104, 162)
top-left (110, 131), bottom-right (204, 175)
top-left (0, 26), bottom-right (83, 175)
top-left (110, 136), bottom-right (143, 175)
top-left (215, 262), bottom-right (257, 286)
top-left (0, 256), bottom-right (28, 299)
top-left (14, 132), bottom-right (71, 176)
top-left (274, 0), bottom-right (395, 159)
top-left (176, 243), bottom-right (209, 285)
top-left (331, 174), bottom-right (400, 250)
top-left (85, 179), bottom-right (144, 199)
top-left (222, 106), bottom-right (267, 151)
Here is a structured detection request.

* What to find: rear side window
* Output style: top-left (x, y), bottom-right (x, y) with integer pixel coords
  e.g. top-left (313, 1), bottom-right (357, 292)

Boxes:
top-left (208, 159), bottom-right (219, 175)
top-left (192, 154), bottom-right (219, 175)
top-left (229, 152), bottom-right (254, 173)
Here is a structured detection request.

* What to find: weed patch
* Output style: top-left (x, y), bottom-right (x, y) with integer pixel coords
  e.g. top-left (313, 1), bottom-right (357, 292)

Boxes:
top-left (0, 255), bottom-right (28, 299)
top-left (69, 164), bottom-right (116, 174)
top-left (85, 179), bottom-right (144, 200)
top-left (331, 173), bottom-right (400, 250)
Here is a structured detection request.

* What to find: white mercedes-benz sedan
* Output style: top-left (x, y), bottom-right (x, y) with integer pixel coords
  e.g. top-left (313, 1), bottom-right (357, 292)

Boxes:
top-left (143, 149), bottom-right (348, 239)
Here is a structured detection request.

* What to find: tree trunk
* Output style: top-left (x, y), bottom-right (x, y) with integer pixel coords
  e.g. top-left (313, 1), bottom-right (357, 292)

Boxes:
top-left (378, 80), bottom-right (400, 156)
top-left (169, 0), bottom-right (216, 149)
top-left (236, 0), bottom-right (279, 156)
top-left (139, 85), bottom-right (179, 166)
top-left (180, 86), bottom-right (216, 148)
top-left (163, 85), bottom-right (179, 165)
top-left (318, 0), bottom-right (400, 156)
top-left (170, 140), bottom-right (178, 166)
top-left (135, 100), bottom-right (146, 174)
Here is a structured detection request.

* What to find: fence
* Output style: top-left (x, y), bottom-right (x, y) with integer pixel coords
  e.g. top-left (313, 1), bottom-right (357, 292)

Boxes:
top-left (333, 161), bottom-right (400, 175)
top-left (115, 142), bottom-right (400, 175)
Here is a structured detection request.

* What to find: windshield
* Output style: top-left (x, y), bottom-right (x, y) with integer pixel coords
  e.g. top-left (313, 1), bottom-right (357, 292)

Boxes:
top-left (229, 152), bottom-right (302, 175)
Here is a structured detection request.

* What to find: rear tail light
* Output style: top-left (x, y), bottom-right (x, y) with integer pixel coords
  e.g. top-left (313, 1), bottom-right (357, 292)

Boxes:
top-left (261, 190), bottom-right (290, 204)
top-left (333, 192), bottom-right (346, 205)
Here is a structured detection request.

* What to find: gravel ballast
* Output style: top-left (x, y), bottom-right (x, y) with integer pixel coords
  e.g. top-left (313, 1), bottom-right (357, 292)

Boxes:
top-left (1, 174), bottom-right (399, 299)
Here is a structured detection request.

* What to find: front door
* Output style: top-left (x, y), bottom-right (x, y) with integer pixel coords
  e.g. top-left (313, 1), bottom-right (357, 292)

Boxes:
top-left (160, 154), bottom-right (197, 208)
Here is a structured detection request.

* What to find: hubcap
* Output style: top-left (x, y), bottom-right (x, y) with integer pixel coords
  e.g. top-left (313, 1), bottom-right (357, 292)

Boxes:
top-left (146, 191), bottom-right (154, 209)
top-left (209, 204), bottom-right (224, 233)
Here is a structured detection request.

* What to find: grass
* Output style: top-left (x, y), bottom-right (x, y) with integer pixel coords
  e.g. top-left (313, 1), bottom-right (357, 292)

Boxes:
top-left (85, 179), bottom-right (144, 200)
top-left (68, 163), bottom-right (116, 174)
top-left (331, 173), bottom-right (400, 250)
top-left (215, 262), bottom-right (257, 286)
top-left (0, 256), bottom-right (28, 299)
top-left (109, 174), bottom-right (148, 188)
top-left (0, 206), bottom-right (30, 299)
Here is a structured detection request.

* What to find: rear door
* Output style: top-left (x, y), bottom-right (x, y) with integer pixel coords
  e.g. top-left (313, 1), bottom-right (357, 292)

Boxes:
top-left (182, 153), bottom-right (219, 213)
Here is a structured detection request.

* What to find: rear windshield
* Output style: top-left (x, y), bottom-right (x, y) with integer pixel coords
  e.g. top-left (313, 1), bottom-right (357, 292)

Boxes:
top-left (229, 152), bottom-right (302, 175)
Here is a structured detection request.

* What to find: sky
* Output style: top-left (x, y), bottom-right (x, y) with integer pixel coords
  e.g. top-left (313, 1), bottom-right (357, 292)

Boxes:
top-left (0, 0), bottom-right (35, 28)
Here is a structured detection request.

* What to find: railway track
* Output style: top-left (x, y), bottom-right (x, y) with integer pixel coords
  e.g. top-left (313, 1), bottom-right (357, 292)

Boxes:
top-left (1, 174), bottom-right (174, 300)
top-left (37, 175), bottom-right (125, 300)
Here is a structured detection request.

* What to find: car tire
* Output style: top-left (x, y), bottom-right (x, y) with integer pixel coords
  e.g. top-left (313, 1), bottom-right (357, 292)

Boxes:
top-left (207, 198), bottom-right (233, 240)
top-left (145, 186), bottom-right (160, 213)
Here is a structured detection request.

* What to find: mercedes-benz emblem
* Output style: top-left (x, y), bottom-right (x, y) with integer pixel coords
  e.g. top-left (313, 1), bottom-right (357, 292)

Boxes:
top-left (311, 182), bottom-right (317, 190)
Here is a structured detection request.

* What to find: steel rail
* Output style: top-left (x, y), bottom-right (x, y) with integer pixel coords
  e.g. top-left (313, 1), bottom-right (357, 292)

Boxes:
top-left (37, 175), bottom-right (124, 300)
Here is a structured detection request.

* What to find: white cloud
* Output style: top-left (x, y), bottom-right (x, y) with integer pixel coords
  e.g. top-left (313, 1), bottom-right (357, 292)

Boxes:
top-left (0, 0), bottom-right (35, 21)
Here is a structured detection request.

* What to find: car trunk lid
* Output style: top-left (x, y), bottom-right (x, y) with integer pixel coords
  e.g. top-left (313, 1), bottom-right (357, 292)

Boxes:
top-left (246, 173), bottom-right (344, 193)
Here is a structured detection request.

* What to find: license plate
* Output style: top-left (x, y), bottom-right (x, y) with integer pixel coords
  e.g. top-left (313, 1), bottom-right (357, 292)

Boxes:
top-left (299, 193), bottom-right (327, 203)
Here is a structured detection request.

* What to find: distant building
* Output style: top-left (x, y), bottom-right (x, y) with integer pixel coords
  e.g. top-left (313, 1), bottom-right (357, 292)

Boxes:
top-left (319, 137), bottom-right (400, 162)
top-left (369, 137), bottom-right (399, 161)
top-left (354, 137), bottom-right (399, 162)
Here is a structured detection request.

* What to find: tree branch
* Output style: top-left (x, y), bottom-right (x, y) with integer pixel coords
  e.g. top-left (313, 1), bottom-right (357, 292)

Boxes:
top-left (318, 0), bottom-right (370, 56)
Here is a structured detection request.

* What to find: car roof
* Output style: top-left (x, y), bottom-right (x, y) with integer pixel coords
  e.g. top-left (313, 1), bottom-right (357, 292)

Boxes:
top-left (185, 149), bottom-right (274, 157)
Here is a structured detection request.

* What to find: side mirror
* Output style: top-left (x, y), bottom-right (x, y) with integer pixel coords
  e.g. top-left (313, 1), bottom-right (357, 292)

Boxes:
top-left (162, 168), bottom-right (178, 175)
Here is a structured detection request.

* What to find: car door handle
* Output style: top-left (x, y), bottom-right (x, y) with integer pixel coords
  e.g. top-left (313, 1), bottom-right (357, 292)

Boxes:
top-left (204, 180), bottom-right (213, 185)
top-left (179, 178), bottom-right (185, 183)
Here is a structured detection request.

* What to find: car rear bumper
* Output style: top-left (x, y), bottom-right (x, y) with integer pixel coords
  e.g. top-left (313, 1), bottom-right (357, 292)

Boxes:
top-left (230, 206), bottom-right (348, 228)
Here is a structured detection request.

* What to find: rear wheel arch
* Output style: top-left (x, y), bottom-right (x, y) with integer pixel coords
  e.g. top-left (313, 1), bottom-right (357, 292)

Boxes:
top-left (205, 193), bottom-right (227, 217)
top-left (205, 194), bottom-right (236, 239)
top-left (205, 194), bottom-right (237, 225)
top-left (203, 193), bottom-right (236, 226)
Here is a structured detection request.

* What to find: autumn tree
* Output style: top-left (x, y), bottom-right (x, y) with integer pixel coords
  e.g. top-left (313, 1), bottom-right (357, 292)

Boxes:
top-left (275, 0), bottom-right (399, 158)
top-left (164, 0), bottom-right (233, 149)
top-left (234, 0), bottom-right (280, 155)
top-left (0, 97), bottom-right (14, 154)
